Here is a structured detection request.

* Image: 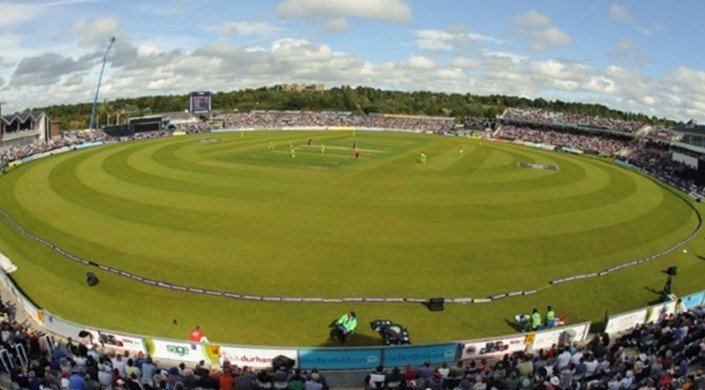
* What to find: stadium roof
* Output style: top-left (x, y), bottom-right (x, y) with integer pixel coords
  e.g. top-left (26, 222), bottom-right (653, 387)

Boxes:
top-left (674, 120), bottom-right (705, 137)
top-left (1, 111), bottom-right (46, 125)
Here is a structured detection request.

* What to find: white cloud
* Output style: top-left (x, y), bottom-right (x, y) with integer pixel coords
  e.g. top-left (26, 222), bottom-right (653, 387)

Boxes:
top-left (0, 18), bottom-right (702, 125)
top-left (451, 57), bottom-right (479, 69)
top-left (325, 17), bottom-right (349, 33)
top-left (276, 0), bottom-right (411, 23)
top-left (10, 52), bottom-right (96, 87)
top-left (134, 1), bottom-right (188, 16)
top-left (511, 11), bottom-right (572, 53)
top-left (271, 38), bottom-right (333, 62)
top-left (530, 27), bottom-right (572, 52)
top-left (0, 2), bottom-right (47, 28)
top-left (413, 27), bottom-right (504, 52)
top-left (202, 21), bottom-right (283, 38)
top-left (0, 0), bottom-right (95, 28)
top-left (414, 30), bottom-right (454, 51)
top-left (617, 39), bottom-right (636, 50)
top-left (137, 44), bottom-right (160, 57)
top-left (607, 39), bottom-right (654, 68)
top-left (586, 76), bottom-right (617, 94)
top-left (636, 27), bottom-right (652, 36)
top-left (636, 22), bottom-right (666, 37)
top-left (609, 3), bottom-right (632, 23)
top-left (664, 67), bottom-right (705, 96)
top-left (245, 47), bottom-right (266, 53)
top-left (406, 55), bottom-right (435, 70)
top-left (66, 18), bottom-right (121, 48)
top-left (0, 34), bottom-right (37, 63)
top-left (483, 51), bottom-right (528, 64)
top-left (513, 10), bottom-right (553, 28)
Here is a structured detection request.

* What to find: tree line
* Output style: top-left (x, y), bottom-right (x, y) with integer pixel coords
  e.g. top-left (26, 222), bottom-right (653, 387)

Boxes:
top-left (24, 86), bottom-right (674, 131)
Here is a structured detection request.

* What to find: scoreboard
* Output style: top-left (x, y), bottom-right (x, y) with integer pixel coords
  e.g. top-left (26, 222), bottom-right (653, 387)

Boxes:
top-left (189, 91), bottom-right (212, 114)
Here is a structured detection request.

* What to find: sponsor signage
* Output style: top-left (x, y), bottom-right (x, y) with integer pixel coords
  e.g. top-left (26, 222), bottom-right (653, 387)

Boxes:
top-left (219, 346), bottom-right (297, 369)
top-left (82, 329), bottom-right (145, 353)
top-left (681, 290), bottom-right (705, 309)
top-left (605, 308), bottom-right (648, 335)
top-left (461, 336), bottom-right (527, 361)
top-left (529, 322), bottom-right (591, 351)
top-left (146, 339), bottom-right (206, 363)
top-left (41, 310), bottom-right (86, 339)
top-left (299, 348), bottom-right (381, 370)
top-left (383, 344), bottom-right (458, 366)
top-left (645, 300), bottom-right (677, 324)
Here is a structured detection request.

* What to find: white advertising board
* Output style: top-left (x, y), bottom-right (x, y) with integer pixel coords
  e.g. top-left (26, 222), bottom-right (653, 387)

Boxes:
top-left (645, 300), bottom-right (677, 324)
top-left (460, 335), bottom-right (528, 361)
top-left (146, 339), bottom-right (222, 364)
top-left (219, 346), bottom-right (298, 369)
top-left (605, 309), bottom-right (648, 335)
top-left (82, 329), bottom-right (145, 354)
top-left (529, 322), bottom-right (591, 351)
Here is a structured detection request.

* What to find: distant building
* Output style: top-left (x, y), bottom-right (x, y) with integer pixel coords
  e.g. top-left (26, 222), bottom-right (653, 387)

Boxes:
top-left (279, 83), bottom-right (324, 92)
top-left (0, 111), bottom-right (50, 148)
top-left (672, 120), bottom-right (705, 170)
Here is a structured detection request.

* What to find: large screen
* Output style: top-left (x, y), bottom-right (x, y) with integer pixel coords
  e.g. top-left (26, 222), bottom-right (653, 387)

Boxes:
top-left (189, 91), bottom-right (212, 114)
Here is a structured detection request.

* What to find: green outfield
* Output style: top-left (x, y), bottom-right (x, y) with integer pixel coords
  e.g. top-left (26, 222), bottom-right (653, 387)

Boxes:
top-left (0, 130), bottom-right (703, 347)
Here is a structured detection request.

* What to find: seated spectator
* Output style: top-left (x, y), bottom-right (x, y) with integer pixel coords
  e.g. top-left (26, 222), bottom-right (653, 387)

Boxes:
top-left (364, 365), bottom-right (386, 389)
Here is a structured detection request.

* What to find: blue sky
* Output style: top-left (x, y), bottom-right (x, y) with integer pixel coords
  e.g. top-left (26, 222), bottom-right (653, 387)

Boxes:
top-left (1, 0), bottom-right (704, 122)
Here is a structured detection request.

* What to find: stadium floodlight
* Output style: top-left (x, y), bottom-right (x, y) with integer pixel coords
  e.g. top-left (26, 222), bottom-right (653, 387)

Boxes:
top-left (88, 36), bottom-right (116, 130)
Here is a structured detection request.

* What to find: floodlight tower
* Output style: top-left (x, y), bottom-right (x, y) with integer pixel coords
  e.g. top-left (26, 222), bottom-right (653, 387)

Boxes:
top-left (88, 36), bottom-right (116, 130)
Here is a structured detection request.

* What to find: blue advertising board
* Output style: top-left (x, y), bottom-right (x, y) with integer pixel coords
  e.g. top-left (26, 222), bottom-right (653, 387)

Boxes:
top-left (74, 141), bottom-right (105, 150)
top-left (681, 290), bottom-right (705, 309)
top-left (383, 343), bottom-right (458, 367)
top-left (298, 348), bottom-right (382, 370)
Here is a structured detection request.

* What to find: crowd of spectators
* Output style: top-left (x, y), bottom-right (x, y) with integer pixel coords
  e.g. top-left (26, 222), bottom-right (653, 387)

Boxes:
top-left (503, 108), bottom-right (645, 134)
top-left (624, 148), bottom-right (705, 195)
top-left (360, 304), bottom-right (705, 390)
top-left (1, 109), bottom-right (703, 198)
top-left (0, 281), bottom-right (704, 389)
top-left (0, 130), bottom-right (102, 167)
top-left (4, 328), bottom-right (334, 390)
top-left (0, 129), bottom-right (176, 169)
top-left (1, 110), bottom-right (457, 168)
top-left (643, 127), bottom-right (673, 143)
top-left (0, 290), bottom-right (338, 390)
top-left (463, 117), bottom-right (497, 132)
top-left (498, 125), bottom-right (632, 156)
top-left (179, 111), bottom-right (457, 134)
top-left (495, 124), bottom-right (704, 195)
